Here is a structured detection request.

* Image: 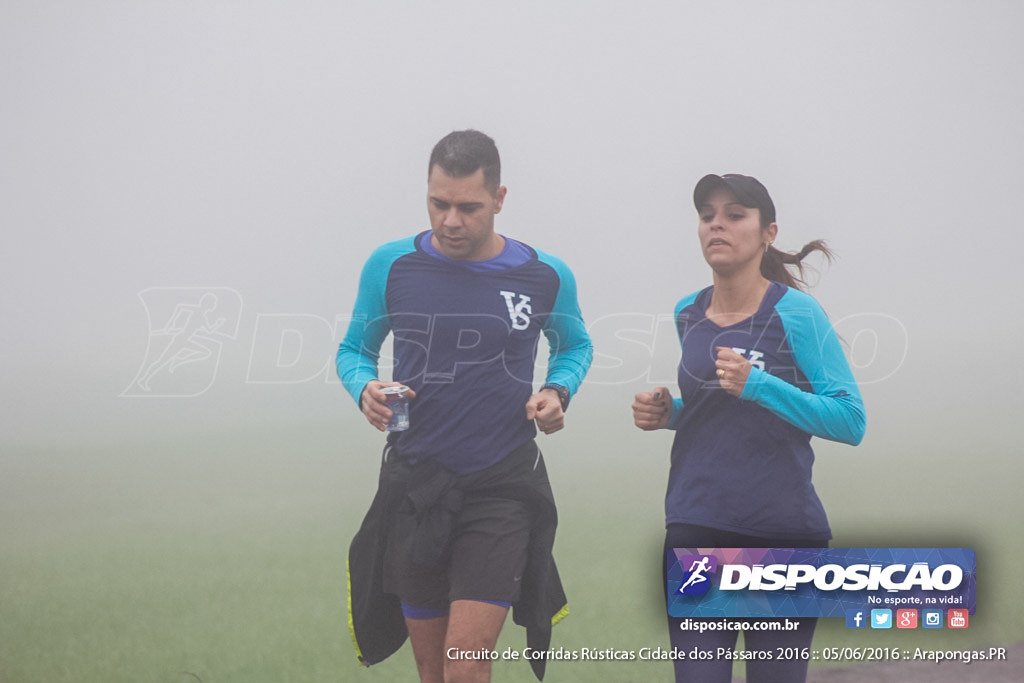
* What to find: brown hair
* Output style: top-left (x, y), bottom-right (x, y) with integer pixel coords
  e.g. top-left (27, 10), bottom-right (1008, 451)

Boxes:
top-left (428, 129), bottom-right (501, 194)
top-left (761, 239), bottom-right (833, 291)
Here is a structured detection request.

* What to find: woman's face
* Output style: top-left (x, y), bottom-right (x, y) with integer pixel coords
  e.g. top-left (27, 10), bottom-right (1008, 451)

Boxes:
top-left (697, 187), bottom-right (776, 276)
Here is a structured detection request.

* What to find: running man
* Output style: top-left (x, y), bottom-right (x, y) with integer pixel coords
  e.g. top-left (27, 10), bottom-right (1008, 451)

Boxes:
top-left (679, 556), bottom-right (711, 593)
top-left (338, 130), bottom-right (592, 683)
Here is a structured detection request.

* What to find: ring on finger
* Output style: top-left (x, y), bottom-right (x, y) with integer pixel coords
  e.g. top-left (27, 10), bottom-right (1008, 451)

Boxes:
top-left (717, 368), bottom-right (726, 379)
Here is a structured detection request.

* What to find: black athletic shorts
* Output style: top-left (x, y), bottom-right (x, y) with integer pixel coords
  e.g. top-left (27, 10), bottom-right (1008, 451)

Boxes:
top-left (384, 443), bottom-right (537, 610)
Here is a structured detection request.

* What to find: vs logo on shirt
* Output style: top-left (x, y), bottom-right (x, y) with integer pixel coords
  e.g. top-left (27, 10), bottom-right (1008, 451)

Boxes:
top-left (499, 291), bottom-right (532, 330)
top-left (728, 346), bottom-right (766, 371)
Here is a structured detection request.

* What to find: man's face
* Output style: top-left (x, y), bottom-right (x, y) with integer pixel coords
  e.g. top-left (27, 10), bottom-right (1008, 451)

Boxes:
top-left (427, 166), bottom-right (506, 261)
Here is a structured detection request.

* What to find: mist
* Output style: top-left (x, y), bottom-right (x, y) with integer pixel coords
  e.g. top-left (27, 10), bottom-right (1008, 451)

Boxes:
top-left (2, 5), bottom-right (1023, 678)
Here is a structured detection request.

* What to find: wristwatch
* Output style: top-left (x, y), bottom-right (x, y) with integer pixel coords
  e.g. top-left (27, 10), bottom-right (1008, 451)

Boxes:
top-left (541, 383), bottom-right (570, 412)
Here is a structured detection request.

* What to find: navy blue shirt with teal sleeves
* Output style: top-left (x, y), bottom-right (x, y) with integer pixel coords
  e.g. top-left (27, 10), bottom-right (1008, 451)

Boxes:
top-left (665, 282), bottom-right (865, 540)
top-left (337, 232), bottom-right (592, 475)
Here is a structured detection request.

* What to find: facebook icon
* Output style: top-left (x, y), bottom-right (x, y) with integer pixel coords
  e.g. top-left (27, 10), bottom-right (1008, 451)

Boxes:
top-left (845, 609), bottom-right (867, 629)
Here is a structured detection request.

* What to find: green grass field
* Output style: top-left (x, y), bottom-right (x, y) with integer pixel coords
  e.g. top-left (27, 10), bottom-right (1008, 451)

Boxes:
top-left (2, 410), bottom-right (1021, 682)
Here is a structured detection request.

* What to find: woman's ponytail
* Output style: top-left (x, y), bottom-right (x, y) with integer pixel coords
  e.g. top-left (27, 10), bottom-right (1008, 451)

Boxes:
top-left (760, 239), bottom-right (833, 291)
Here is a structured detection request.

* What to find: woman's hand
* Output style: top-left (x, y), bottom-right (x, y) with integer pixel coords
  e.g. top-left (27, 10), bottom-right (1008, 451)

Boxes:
top-left (715, 347), bottom-right (752, 397)
top-left (633, 387), bottom-right (672, 430)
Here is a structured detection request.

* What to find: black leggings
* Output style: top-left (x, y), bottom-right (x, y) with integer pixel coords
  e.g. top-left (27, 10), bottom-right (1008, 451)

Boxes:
top-left (664, 524), bottom-right (826, 683)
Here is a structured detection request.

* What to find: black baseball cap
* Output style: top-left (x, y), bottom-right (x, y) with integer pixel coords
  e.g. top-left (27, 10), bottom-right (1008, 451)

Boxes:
top-left (693, 174), bottom-right (776, 224)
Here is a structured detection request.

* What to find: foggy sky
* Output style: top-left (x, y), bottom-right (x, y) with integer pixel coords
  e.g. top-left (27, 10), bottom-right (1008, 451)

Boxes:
top-left (2, 1), bottom-right (1023, 450)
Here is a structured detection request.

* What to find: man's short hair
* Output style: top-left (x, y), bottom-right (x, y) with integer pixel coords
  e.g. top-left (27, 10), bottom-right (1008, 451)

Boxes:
top-left (428, 130), bottom-right (501, 193)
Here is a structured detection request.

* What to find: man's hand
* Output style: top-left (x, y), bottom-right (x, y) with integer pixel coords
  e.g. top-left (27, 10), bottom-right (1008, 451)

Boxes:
top-left (360, 380), bottom-right (416, 432)
top-left (526, 388), bottom-right (565, 435)
top-left (633, 386), bottom-right (672, 431)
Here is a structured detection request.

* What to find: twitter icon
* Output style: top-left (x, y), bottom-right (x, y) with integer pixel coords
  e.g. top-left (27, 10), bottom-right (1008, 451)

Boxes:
top-left (870, 609), bottom-right (892, 629)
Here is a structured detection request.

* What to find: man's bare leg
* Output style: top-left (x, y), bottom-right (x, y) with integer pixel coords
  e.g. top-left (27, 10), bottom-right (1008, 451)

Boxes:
top-left (406, 614), bottom-right (448, 683)
top-left (443, 600), bottom-right (509, 683)
top-left (405, 601), bottom-right (508, 683)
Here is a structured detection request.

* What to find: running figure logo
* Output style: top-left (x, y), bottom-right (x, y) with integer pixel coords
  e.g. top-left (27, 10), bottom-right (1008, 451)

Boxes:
top-left (678, 554), bottom-right (718, 595)
top-left (123, 287), bottom-right (242, 397)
